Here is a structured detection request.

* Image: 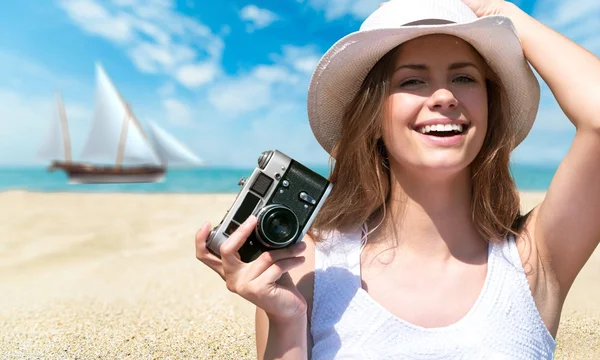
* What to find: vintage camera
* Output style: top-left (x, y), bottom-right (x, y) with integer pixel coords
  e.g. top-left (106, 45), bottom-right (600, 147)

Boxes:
top-left (207, 150), bottom-right (333, 263)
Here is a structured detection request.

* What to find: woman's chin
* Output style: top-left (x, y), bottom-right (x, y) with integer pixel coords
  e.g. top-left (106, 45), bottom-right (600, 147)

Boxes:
top-left (388, 145), bottom-right (480, 176)
top-left (410, 156), bottom-right (474, 175)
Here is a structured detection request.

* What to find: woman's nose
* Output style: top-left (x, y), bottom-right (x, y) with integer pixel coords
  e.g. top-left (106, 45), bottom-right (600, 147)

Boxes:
top-left (427, 88), bottom-right (458, 111)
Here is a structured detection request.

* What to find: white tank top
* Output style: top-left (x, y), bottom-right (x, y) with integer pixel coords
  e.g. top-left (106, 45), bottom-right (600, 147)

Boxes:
top-left (310, 227), bottom-right (556, 359)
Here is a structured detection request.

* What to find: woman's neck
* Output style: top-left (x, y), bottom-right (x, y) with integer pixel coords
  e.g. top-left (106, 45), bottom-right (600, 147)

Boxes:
top-left (370, 165), bottom-right (486, 262)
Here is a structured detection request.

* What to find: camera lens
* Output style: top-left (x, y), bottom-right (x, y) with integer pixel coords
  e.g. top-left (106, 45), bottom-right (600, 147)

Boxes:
top-left (256, 205), bottom-right (299, 248)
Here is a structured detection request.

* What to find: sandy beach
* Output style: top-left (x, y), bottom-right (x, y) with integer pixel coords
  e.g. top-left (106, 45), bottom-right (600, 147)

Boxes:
top-left (1, 191), bottom-right (598, 359)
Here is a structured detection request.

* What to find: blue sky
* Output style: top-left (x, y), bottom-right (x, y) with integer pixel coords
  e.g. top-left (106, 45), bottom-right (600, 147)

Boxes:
top-left (0, 0), bottom-right (598, 168)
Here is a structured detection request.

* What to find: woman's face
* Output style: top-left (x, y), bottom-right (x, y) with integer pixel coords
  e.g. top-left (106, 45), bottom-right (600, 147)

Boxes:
top-left (383, 34), bottom-right (489, 177)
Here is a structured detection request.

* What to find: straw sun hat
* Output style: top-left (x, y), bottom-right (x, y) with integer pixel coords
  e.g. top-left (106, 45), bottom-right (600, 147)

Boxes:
top-left (307, 0), bottom-right (540, 156)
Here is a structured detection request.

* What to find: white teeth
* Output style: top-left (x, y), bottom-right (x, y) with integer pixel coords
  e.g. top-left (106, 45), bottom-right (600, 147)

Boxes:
top-left (418, 124), bottom-right (465, 134)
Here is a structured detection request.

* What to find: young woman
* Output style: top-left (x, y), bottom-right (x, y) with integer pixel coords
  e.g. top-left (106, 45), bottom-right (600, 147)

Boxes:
top-left (196, 0), bottom-right (600, 358)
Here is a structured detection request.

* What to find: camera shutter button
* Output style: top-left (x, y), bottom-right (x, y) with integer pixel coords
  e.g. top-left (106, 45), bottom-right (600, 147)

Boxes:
top-left (238, 177), bottom-right (246, 186)
top-left (299, 191), bottom-right (317, 205)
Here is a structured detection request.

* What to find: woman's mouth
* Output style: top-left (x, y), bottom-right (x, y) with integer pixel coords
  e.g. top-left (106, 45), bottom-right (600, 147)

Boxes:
top-left (414, 123), bottom-right (469, 137)
top-left (412, 122), bottom-right (470, 147)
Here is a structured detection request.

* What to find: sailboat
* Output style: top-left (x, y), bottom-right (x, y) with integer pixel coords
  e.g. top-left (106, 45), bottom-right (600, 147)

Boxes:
top-left (39, 63), bottom-right (204, 184)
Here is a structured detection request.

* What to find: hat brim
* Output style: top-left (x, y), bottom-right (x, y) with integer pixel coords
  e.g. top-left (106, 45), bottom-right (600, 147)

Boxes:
top-left (307, 16), bottom-right (540, 156)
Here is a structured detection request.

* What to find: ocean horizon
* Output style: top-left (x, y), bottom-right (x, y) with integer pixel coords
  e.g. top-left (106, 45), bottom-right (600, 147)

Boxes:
top-left (0, 163), bottom-right (557, 193)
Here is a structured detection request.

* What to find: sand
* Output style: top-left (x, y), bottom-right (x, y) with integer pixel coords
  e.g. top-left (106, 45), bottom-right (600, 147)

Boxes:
top-left (0, 191), bottom-right (598, 359)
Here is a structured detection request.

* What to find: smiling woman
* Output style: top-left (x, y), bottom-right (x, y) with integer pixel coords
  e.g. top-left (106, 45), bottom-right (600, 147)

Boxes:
top-left (194, 0), bottom-right (600, 358)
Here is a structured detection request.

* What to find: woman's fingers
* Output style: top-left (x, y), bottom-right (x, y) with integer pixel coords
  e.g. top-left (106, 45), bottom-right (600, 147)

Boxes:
top-left (257, 256), bottom-right (306, 285)
top-left (248, 241), bottom-right (307, 279)
top-left (195, 222), bottom-right (225, 278)
top-left (219, 216), bottom-right (258, 265)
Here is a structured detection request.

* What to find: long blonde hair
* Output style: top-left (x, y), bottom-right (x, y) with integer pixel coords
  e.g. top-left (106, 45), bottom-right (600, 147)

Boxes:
top-left (310, 41), bottom-right (523, 243)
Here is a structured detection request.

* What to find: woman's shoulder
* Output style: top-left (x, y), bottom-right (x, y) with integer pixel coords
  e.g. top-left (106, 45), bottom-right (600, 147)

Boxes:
top-left (310, 225), bottom-right (365, 253)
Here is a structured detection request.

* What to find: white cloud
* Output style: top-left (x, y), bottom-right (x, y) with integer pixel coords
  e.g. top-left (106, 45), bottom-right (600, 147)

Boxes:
top-left (534, 0), bottom-right (600, 29)
top-left (205, 45), bottom-right (320, 118)
top-left (307, 0), bottom-right (380, 21)
top-left (56, 0), bottom-right (223, 89)
top-left (157, 82), bottom-right (176, 98)
top-left (58, 0), bottom-right (135, 43)
top-left (292, 56), bottom-right (321, 74)
top-left (240, 5), bottom-right (279, 32)
top-left (162, 98), bottom-right (194, 126)
top-left (175, 62), bottom-right (220, 88)
top-left (133, 18), bottom-right (170, 44)
top-left (253, 65), bottom-right (298, 83)
top-left (128, 42), bottom-right (194, 73)
top-left (277, 45), bottom-right (322, 74)
top-left (207, 75), bottom-right (273, 117)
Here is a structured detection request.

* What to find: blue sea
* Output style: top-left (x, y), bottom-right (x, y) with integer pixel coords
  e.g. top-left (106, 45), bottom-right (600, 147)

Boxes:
top-left (0, 163), bottom-right (557, 193)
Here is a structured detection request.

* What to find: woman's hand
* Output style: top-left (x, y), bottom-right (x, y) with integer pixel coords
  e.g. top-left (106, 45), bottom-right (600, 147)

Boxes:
top-left (195, 216), bottom-right (308, 322)
top-left (458, 0), bottom-right (507, 17)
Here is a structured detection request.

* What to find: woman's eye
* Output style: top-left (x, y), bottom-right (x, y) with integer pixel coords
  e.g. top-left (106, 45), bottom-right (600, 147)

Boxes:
top-left (399, 79), bottom-right (423, 87)
top-left (454, 75), bottom-right (475, 83)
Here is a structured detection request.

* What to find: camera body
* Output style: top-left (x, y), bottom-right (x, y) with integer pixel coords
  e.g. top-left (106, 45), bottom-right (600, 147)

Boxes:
top-left (207, 150), bottom-right (333, 263)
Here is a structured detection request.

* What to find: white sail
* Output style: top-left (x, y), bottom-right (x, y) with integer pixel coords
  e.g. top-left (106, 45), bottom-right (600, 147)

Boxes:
top-left (38, 94), bottom-right (68, 161)
top-left (148, 121), bottom-right (204, 167)
top-left (78, 63), bottom-right (161, 166)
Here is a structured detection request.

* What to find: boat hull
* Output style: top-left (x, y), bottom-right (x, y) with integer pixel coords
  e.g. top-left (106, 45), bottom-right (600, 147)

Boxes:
top-left (49, 161), bottom-right (166, 184)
